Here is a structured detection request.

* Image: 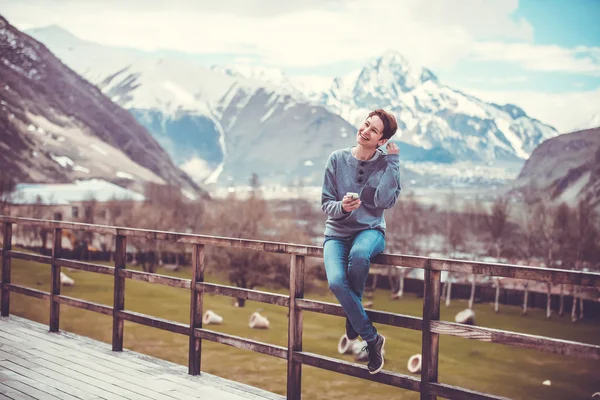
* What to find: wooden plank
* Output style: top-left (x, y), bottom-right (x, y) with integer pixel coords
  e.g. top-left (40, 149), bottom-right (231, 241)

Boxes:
top-left (287, 254), bottom-right (304, 400)
top-left (0, 367), bottom-right (81, 400)
top-left (3, 317), bottom-right (174, 372)
top-left (56, 295), bottom-right (113, 316)
top-left (199, 283), bottom-right (290, 307)
top-left (2, 351), bottom-right (176, 400)
top-left (296, 351), bottom-right (421, 392)
top-left (0, 382), bottom-right (36, 399)
top-left (0, 216), bottom-right (117, 236)
top-left (1, 222), bottom-right (12, 316)
top-left (195, 328), bottom-right (287, 359)
top-left (56, 258), bottom-right (114, 275)
top-left (189, 244), bottom-right (204, 375)
top-left (112, 234), bottom-right (126, 351)
top-left (2, 216), bottom-right (600, 288)
top-left (429, 382), bottom-right (510, 400)
top-left (295, 298), bottom-right (423, 331)
top-left (429, 258), bottom-right (600, 288)
top-left (3, 348), bottom-right (152, 400)
top-left (430, 320), bottom-right (600, 360)
top-left (117, 310), bottom-right (189, 336)
top-left (0, 325), bottom-right (157, 375)
top-left (7, 284), bottom-right (50, 300)
top-left (420, 264), bottom-right (441, 400)
top-left (120, 269), bottom-right (190, 289)
top-left (1, 316), bottom-right (282, 400)
top-left (8, 250), bottom-right (51, 265)
top-left (4, 356), bottom-right (141, 400)
top-left (0, 360), bottom-right (107, 400)
top-left (1, 376), bottom-right (63, 399)
top-left (49, 227), bottom-right (62, 332)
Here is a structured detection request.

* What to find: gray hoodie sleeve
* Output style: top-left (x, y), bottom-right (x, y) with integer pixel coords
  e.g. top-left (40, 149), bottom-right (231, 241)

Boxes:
top-left (374, 153), bottom-right (402, 209)
top-left (321, 153), bottom-right (348, 219)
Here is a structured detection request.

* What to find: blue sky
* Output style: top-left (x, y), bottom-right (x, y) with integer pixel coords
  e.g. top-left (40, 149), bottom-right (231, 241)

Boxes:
top-left (439, 0), bottom-right (600, 93)
top-left (1, 0), bottom-right (599, 131)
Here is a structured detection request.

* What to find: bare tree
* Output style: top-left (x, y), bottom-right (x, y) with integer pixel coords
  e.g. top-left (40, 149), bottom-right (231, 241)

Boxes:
top-left (570, 194), bottom-right (598, 322)
top-left (485, 197), bottom-right (510, 313)
top-left (0, 171), bottom-right (16, 215)
top-left (206, 176), bottom-right (309, 306)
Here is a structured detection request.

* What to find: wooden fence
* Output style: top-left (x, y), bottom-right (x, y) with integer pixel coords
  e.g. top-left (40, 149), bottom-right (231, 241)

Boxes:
top-left (1, 216), bottom-right (599, 400)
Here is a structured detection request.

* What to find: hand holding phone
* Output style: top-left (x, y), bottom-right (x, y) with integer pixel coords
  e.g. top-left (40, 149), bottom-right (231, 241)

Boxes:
top-left (342, 192), bottom-right (361, 212)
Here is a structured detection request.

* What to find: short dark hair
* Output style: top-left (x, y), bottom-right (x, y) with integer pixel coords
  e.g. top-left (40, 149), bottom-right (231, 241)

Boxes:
top-left (368, 109), bottom-right (398, 140)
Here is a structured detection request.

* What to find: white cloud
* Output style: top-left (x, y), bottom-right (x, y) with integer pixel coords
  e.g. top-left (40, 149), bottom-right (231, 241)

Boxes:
top-left (289, 75), bottom-right (333, 94)
top-left (0, 0), bottom-right (533, 69)
top-left (467, 76), bottom-right (528, 84)
top-left (459, 86), bottom-right (600, 133)
top-left (471, 42), bottom-right (600, 76)
top-left (180, 157), bottom-right (214, 181)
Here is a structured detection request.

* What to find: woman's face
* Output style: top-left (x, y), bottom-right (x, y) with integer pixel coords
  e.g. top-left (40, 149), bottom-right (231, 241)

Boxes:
top-left (356, 115), bottom-right (387, 148)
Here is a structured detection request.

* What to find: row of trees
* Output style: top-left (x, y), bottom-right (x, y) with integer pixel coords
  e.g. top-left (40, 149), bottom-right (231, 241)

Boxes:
top-left (4, 174), bottom-right (599, 313)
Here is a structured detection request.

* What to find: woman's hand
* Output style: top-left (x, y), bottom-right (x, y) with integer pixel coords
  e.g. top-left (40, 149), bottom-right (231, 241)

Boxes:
top-left (342, 195), bottom-right (361, 213)
top-left (386, 141), bottom-right (399, 155)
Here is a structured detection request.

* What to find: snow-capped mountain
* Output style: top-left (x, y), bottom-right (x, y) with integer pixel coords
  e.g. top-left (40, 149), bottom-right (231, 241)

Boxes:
top-left (318, 51), bottom-right (558, 166)
top-left (0, 17), bottom-right (204, 198)
top-left (26, 25), bottom-right (560, 187)
top-left (26, 25), bottom-right (374, 186)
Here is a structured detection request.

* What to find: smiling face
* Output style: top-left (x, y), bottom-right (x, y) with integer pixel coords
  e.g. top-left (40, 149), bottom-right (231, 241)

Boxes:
top-left (356, 115), bottom-right (387, 149)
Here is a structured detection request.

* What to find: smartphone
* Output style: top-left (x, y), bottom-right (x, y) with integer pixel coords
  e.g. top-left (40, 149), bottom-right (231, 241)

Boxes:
top-left (346, 192), bottom-right (359, 200)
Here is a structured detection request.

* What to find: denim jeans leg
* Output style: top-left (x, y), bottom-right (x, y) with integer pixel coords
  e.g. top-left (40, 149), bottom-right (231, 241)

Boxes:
top-left (348, 230), bottom-right (386, 300)
top-left (323, 237), bottom-right (370, 338)
top-left (346, 229), bottom-right (385, 343)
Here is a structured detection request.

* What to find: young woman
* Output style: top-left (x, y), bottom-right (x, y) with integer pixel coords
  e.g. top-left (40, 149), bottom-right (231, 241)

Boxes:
top-left (321, 109), bottom-right (400, 374)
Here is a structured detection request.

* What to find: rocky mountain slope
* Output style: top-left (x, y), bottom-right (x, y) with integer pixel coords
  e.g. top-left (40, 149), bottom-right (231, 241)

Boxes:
top-left (511, 127), bottom-right (600, 207)
top-left (0, 17), bottom-right (204, 198)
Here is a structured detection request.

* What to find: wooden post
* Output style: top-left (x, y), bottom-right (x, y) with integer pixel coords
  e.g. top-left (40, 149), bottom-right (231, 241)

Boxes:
top-left (1, 222), bottom-right (12, 316)
top-left (420, 261), bottom-right (441, 400)
top-left (287, 254), bottom-right (305, 400)
top-left (189, 244), bottom-right (205, 375)
top-left (49, 228), bottom-right (62, 332)
top-left (112, 235), bottom-right (126, 351)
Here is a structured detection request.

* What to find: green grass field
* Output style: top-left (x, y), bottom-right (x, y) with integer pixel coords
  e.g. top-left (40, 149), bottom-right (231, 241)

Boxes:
top-left (7, 253), bottom-right (600, 400)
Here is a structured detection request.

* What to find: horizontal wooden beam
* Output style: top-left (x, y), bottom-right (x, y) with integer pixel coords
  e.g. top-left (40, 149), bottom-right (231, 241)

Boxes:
top-left (119, 269), bottom-right (190, 289)
top-left (8, 250), bottom-right (51, 265)
top-left (6, 284), bottom-right (50, 300)
top-left (56, 258), bottom-right (114, 275)
top-left (0, 216), bottom-right (117, 235)
top-left (3, 216), bottom-right (598, 287)
top-left (116, 310), bottom-right (189, 336)
top-left (296, 351), bottom-right (421, 392)
top-left (431, 320), bottom-right (600, 360)
top-left (429, 258), bottom-right (600, 287)
top-left (199, 283), bottom-right (290, 307)
top-left (429, 382), bottom-right (510, 400)
top-left (194, 328), bottom-right (288, 359)
top-left (296, 299), bottom-right (423, 331)
top-left (55, 295), bottom-right (113, 316)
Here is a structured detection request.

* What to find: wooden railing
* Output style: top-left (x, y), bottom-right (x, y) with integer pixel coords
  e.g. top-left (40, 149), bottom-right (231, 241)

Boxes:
top-left (1, 216), bottom-right (599, 400)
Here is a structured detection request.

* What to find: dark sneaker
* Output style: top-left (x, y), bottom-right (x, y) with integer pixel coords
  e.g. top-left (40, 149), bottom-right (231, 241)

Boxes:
top-left (345, 317), bottom-right (359, 340)
top-left (365, 334), bottom-right (386, 374)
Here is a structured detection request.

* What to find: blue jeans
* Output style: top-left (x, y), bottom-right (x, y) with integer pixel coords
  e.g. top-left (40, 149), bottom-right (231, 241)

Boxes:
top-left (323, 229), bottom-right (385, 343)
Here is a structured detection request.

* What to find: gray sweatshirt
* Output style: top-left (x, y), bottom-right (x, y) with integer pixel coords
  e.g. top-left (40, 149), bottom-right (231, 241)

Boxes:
top-left (321, 147), bottom-right (401, 238)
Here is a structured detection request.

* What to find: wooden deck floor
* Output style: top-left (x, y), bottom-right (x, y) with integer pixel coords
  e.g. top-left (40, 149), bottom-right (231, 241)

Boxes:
top-left (0, 316), bottom-right (284, 400)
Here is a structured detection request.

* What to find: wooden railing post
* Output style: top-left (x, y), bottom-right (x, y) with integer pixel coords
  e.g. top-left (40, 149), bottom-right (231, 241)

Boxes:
top-left (1, 222), bottom-right (12, 316)
top-left (420, 260), bottom-right (441, 400)
top-left (49, 228), bottom-right (62, 332)
top-left (189, 244), bottom-right (205, 375)
top-left (287, 254), bottom-right (305, 400)
top-left (112, 234), bottom-right (126, 351)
